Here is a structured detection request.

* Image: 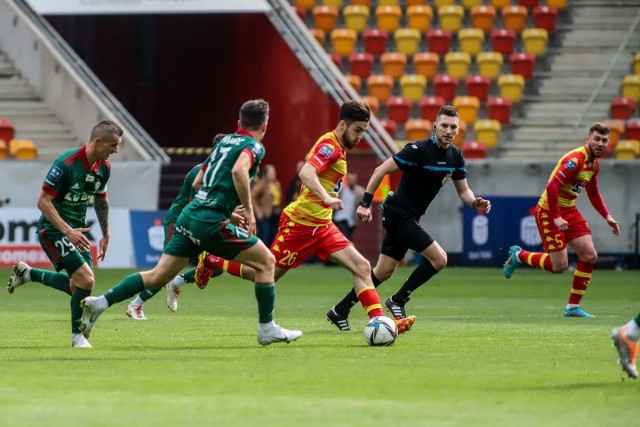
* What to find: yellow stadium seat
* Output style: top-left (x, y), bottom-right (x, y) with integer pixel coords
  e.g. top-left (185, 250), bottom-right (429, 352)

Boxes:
top-left (634, 52), bottom-right (640, 75)
top-left (361, 95), bottom-right (380, 116)
top-left (444, 52), bottom-right (472, 79)
top-left (367, 74), bottom-right (394, 102)
top-left (621, 74), bottom-right (640, 100)
top-left (294, 0), bottom-right (314, 10)
top-left (522, 28), bottom-right (549, 56)
top-left (381, 52), bottom-right (408, 80)
top-left (413, 52), bottom-right (440, 80)
top-left (350, 0), bottom-right (371, 5)
top-left (312, 5), bottom-right (339, 32)
top-left (322, 0), bottom-right (343, 6)
top-left (400, 74), bottom-right (428, 102)
top-left (489, 0), bottom-right (510, 6)
top-left (378, 0), bottom-right (400, 5)
top-left (502, 5), bottom-right (528, 33)
top-left (477, 51), bottom-right (504, 79)
top-left (453, 96), bottom-right (480, 124)
top-left (473, 119), bottom-right (501, 147)
top-left (0, 139), bottom-right (7, 159)
top-left (394, 28), bottom-right (421, 55)
top-left (376, 5), bottom-right (403, 32)
top-left (405, 119), bottom-right (432, 141)
top-left (346, 74), bottom-right (362, 92)
top-left (458, 28), bottom-right (485, 56)
top-left (438, 5), bottom-right (465, 32)
top-left (434, 0), bottom-right (455, 7)
top-left (9, 139), bottom-right (37, 160)
top-left (343, 5), bottom-right (370, 32)
top-left (407, 5), bottom-right (433, 32)
top-left (462, 0), bottom-right (483, 9)
top-left (330, 28), bottom-right (357, 55)
top-left (470, 5), bottom-right (497, 32)
top-left (310, 28), bottom-right (326, 45)
top-left (546, 0), bottom-right (568, 10)
top-left (498, 74), bottom-right (525, 102)
top-left (614, 139), bottom-right (640, 160)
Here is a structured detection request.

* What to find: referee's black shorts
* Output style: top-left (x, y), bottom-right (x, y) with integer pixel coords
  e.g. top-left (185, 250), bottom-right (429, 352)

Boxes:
top-left (380, 202), bottom-right (434, 262)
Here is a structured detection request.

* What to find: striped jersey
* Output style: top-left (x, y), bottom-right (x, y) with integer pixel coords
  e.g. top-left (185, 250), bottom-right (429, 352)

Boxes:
top-left (538, 146), bottom-right (598, 210)
top-left (284, 131), bottom-right (347, 226)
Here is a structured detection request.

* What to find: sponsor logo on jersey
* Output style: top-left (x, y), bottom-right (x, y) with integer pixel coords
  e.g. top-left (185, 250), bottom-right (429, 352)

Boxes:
top-left (565, 159), bottom-right (577, 171)
top-left (319, 144), bottom-right (334, 159)
top-left (47, 166), bottom-right (63, 183)
top-left (71, 183), bottom-right (80, 190)
top-left (251, 143), bottom-right (263, 157)
top-left (85, 175), bottom-right (94, 182)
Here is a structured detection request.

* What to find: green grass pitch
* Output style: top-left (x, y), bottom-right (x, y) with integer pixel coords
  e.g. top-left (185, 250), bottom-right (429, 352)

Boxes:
top-left (1, 265), bottom-right (639, 426)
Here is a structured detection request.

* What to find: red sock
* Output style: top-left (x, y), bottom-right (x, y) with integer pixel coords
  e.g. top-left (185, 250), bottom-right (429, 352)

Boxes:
top-left (518, 249), bottom-right (553, 272)
top-left (357, 287), bottom-right (384, 318)
top-left (568, 260), bottom-right (594, 305)
top-left (205, 255), bottom-right (244, 279)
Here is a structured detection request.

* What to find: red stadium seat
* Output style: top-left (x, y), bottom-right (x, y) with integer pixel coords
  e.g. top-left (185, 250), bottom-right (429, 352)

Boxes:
top-left (349, 52), bottom-right (375, 79)
top-left (626, 119), bottom-right (640, 141)
top-left (329, 52), bottom-right (343, 68)
top-left (487, 96), bottom-right (513, 124)
top-left (510, 52), bottom-right (536, 79)
top-left (519, 0), bottom-right (539, 7)
top-left (465, 75), bottom-right (491, 101)
top-left (461, 140), bottom-right (488, 159)
top-left (433, 74), bottom-right (460, 101)
top-left (426, 29), bottom-right (452, 55)
top-left (610, 97), bottom-right (637, 120)
top-left (491, 28), bottom-right (516, 55)
top-left (533, 6), bottom-right (558, 32)
top-left (420, 96), bottom-right (446, 121)
top-left (386, 96), bottom-right (412, 123)
top-left (363, 28), bottom-right (389, 55)
top-left (379, 119), bottom-right (397, 138)
top-left (0, 118), bottom-right (15, 143)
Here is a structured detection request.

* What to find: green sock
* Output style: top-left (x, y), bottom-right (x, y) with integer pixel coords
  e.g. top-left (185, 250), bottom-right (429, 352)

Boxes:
top-left (105, 274), bottom-right (145, 306)
top-left (70, 287), bottom-right (91, 334)
top-left (254, 282), bottom-right (275, 323)
top-left (138, 287), bottom-right (162, 302)
top-left (30, 268), bottom-right (71, 296)
top-left (183, 269), bottom-right (196, 284)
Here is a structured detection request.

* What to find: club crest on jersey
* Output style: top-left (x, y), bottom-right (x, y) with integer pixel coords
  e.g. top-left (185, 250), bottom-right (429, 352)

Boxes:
top-left (442, 173), bottom-right (452, 186)
top-left (565, 159), bottom-right (577, 171)
top-left (47, 166), bottom-right (63, 182)
top-left (319, 144), bottom-right (334, 159)
top-left (251, 143), bottom-right (263, 156)
top-left (85, 174), bottom-right (94, 182)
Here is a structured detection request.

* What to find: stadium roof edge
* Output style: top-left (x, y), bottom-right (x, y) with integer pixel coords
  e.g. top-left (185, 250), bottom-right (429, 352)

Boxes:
top-left (27, 0), bottom-right (270, 15)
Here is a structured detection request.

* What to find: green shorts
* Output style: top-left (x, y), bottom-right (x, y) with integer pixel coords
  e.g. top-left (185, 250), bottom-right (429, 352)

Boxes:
top-left (164, 212), bottom-right (259, 261)
top-left (38, 227), bottom-right (92, 275)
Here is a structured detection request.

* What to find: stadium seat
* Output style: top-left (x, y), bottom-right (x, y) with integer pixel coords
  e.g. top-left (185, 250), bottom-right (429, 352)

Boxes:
top-left (522, 28), bottom-right (549, 56)
top-left (533, 6), bottom-right (558, 33)
top-left (331, 29), bottom-right (357, 55)
top-left (453, 96), bottom-right (481, 124)
top-left (406, 0), bottom-right (428, 5)
top-left (427, 29), bottom-right (452, 55)
top-left (343, 5), bottom-right (370, 32)
top-left (519, 0), bottom-right (539, 7)
top-left (328, 52), bottom-right (343, 68)
top-left (363, 29), bottom-right (389, 55)
top-left (434, 0), bottom-right (455, 7)
top-left (621, 74), bottom-right (640, 100)
top-left (394, 28), bottom-right (421, 55)
top-left (349, 53), bottom-right (375, 79)
top-left (407, 5), bottom-right (433, 32)
top-left (510, 52), bottom-right (536, 79)
top-left (294, 6), bottom-right (307, 21)
top-left (634, 52), bottom-right (640, 75)
top-left (379, 119), bottom-right (397, 138)
top-left (498, 74), bottom-right (525, 102)
top-left (310, 28), bottom-right (326, 45)
top-left (489, 0), bottom-right (510, 7)
top-left (610, 97), bottom-right (637, 120)
top-left (614, 139), bottom-right (640, 160)
top-left (0, 118), bottom-right (15, 143)
top-left (9, 139), bottom-right (37, 160)
top-left (420, 96), bottom-right (446, 121)
top-left (491, 28), bottom-right (516, 55)
top-left (367, 74), bottom-right (394, 102)
top-left (438, 5), bottom-right (465, 32)
top-left (381, 52), bottom-right (408, 80)
top-left (444, 52), bottom-right (472, 79)
top-left (546, 0), bottom-right (568, 10)
top-left (487, 96), bottom-right (513, 124)
top-left (361, 95), bottom-right (380, 116)
top-left (461, 140), bottom-right (488, 158)
top-left (405, 119), bottom-right (432, 141)
top-left (462, 0), bottom-right (483, 9)
top-left (452, 120), bottom-right (467, 147)
top-left (626, 119), bottom-right (640, 141)
top-left (400, 74), bottom-right (428, 102)
top-left (477, 51), bottom-right (504, 79)
top-left (312, 5), bottom-right (339, 32)
top-left (376, 5), bottom-right (403, 32)
top-left (502, 5), bottom-right (528, 33)
top-left (322, 0), bottom-right (344, 6)
top-left (350, 0), bottom-right (371, 5)
top-left (470, 5), bottom-right (497, 32)
top-left (378, 0), bottom-right (400, 5)
top-left (294, 0), bottom-right (314, 9)
top-left (602, 119), bottom-right (626, 148)
top-left (465, 75), bottom-right (491, 101)
top-left (433, 74), bottom-right (460, 101)
top-left (0, 139), bottom-right (7, 159)
top-left (386, 96), bottom-right (412, 123)
top-left (473, 119), bottom-right (501, 147)
top-left (346, 74), bottom-right (362, 91)
top-left (458, 28), bottom-right (485, 56)
top-left (413, 52), bottom-right (441, 80)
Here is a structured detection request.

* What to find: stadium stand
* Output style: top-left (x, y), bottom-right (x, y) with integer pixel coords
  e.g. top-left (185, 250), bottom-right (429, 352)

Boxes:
top-left (330, 28), bottom-right (357, 55)
top-left (502, 5), bottom-right (528, 33)
top-left (470, 5), bottom-right (496, 32)
top-left (363, 28), bottom-right (388, 55)
top-left (420, 96), bottom-right (446, 122)
top-left (458, 28), bottom-right (485, 56)
top-left (406, 5), bottom-right (433, 31)
top-left (476, 51), bottom-right (504, 80)
top-left (400, 74), bottom-right (427, 102)
top-left (367, 74), bottom-right (394, 102)
top-left (312, 5), bottom-right (338, 31)
top-left (465, 75), bottom-right (491, 102)
top-left (405, 119), bottom-right (431, 141)
top-left (461, 140), bottom-right (488, 158)
top-left (614, 139), bottom-right (640, 159)
top-left (453, 96), bottom-right (480, 124)
top-left (634, 52), bottom-right (640, 75)
top-left (348, 52), bottom-right (374, 79)
top-left (9, 139), bottom-right (37, 160)
top-left (413, 52), bottom-right (440, 80)
top-left (376, 5), bottom-right (402, 32)
top-left (0, 139), bottom-right (7, 159)
top-left (386, 96), bottom-right (412, 123)
top-left (381, 52), bottom-right (407, 80)
top-left (343, 5), bottom-right (369, 32)
top-left (438, 5), bottom-right (465, 32)
top-left (473, 119), bottom-right (502, 148)
top-left (394, 28), bottom-right (421, 55)
top-left (621, 74), bottom-right (640, 100)
top-left (626, 119), bottom-right (640, 141)
top-left (445, 52), bottom-right (472, 79)
top-left (487, 97), bottom-right (513, 125)
top-left (433, 75), bottom-right (460, 101)
top-left (610, 97), bottom-right (636, 120)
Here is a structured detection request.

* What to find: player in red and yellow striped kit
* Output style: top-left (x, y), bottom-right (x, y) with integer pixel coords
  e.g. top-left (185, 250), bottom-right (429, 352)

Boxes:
top-left (503, 122), bottom-right (620, 317)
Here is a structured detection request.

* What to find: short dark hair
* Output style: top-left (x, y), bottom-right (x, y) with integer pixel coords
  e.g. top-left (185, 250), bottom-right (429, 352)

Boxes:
top-left (239, 99), bottom-right (269, 130)
top-left (436, 105), bottom-right (460, 121)
top-left (339, 100), bottom-right (371, 125)
top-left (90, 120), bottom-right (123, 141)
top-left (212, 133), bottom-right (226, 148)
top-left (589, 122), bottom-right (610, 135)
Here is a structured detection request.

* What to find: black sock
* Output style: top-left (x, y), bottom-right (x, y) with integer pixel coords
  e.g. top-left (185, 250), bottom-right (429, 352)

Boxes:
top-left (334, 271), bottom-right (383, 316)
top-left (393, 261), bottom-right (439, 302)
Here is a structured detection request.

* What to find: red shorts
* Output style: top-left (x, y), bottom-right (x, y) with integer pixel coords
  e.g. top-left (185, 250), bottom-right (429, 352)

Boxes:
top-left (269, 213), bottom-right (352, 269)
top-left (534, 205), bottom-right (591, 253)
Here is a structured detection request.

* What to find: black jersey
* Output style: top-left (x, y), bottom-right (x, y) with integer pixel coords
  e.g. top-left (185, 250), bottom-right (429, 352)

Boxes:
top-left (391, 136), bottom-right (466, 219)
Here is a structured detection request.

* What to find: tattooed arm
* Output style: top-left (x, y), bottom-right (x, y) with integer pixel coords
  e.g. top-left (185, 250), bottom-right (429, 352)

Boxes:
top-left (94, 196), bottom-right (110, 261)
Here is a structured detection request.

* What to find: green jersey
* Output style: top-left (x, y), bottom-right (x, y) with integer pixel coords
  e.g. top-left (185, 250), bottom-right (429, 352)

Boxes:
top-left (163, 163), bottom-right (202, 225)
top-left (38, 145), bottom-right (110, 230)
top-left (183, 132), bottom-right (264, 221)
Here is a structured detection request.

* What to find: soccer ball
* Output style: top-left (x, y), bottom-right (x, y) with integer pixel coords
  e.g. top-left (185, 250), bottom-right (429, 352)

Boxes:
top-left (364, 316), bottom-right (398, 346)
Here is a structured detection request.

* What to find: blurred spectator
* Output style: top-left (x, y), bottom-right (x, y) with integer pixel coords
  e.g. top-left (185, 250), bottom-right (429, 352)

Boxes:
top-left (333, 172), bottom-right (365, 241)
top-left (285, 160), bottom-right (305, 204)
top-left (252, 164), bottom-right (282, 246)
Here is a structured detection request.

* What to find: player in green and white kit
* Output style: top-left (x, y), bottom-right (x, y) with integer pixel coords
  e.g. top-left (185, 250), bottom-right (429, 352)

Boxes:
top-left (80, 99), bottom-right (302, 346)
top-left (7, 120), bottom-right (123, 348)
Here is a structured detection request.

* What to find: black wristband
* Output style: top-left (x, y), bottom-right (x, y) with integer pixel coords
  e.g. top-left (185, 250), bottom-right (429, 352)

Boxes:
top-left (472, 199), bottom-right (476, 208)
top-left (360, 192), bottom-right (374, 208)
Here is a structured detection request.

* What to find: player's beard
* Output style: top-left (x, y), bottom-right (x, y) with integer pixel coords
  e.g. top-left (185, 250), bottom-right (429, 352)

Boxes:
top-left (435, 130), bottom-right (453, 149)
top-left (343, 133), bottom-right (360, 149)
